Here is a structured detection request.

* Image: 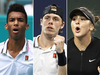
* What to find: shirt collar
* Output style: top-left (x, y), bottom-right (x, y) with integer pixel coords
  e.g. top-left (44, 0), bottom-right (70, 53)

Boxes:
top-left (20, 38), bottom-right (28, 53)
top-left (33, 35), bottom-right (56, 51)
top-left (50, 44), bottom-right (56, 51)
top-left (33, 35), bottom-right (40, 48)
top-left (1, 38), bottom-right (28, 54)
top-left (1, 39), bottom-right (8, 54)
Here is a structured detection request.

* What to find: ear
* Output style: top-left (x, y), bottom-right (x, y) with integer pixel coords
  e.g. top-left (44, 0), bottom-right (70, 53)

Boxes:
top-left (25, 24), bottom-right (29, 30)
top-left (89, 24), bottom-right (94, 31)
top-left (5, 23), bottom-right (8, 30)
top-left (60, 21), bottom-right (65, 29)
top-left (40, 19), bottom-right (43, 26)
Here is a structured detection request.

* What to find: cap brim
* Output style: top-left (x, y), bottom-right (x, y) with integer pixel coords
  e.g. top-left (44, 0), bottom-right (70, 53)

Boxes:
top-left (70, 9), bottom-right (84, 19)
top-left (69, 8), bottom-right (90, 20)
top-left (69, 8), bottom-right (95, 25)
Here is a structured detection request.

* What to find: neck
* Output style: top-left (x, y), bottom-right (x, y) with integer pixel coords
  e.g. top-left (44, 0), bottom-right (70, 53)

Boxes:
top-left (7, 37), bottom-right (25, 52)
top-left (74, 34), bottom-right (91, 51)
top-left (38, 32), bottom-right (55, 50)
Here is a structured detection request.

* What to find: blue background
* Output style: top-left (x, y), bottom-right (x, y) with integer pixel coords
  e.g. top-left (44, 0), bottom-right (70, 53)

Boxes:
top-left (0, 15), bottom-right (33, 42)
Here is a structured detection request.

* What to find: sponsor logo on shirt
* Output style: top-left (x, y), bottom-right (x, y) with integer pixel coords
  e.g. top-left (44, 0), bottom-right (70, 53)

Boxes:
top-left (53, 53), bottom-right (57, 58)
top-left (25, 55), bottom-right (29, 61)
top-left (89, 59), bottom-right (96, 62)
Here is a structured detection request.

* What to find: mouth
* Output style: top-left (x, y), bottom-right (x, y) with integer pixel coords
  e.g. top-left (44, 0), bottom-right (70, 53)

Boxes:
top-left (47, 26), bottom-right (53, 30)
top-left (75, 27), bottom-right (80, 33)
top-left (13, 28), bottom-right (19, 33)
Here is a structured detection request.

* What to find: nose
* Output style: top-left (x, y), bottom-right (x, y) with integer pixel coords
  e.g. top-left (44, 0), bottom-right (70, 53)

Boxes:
top-left (48, 19), bottom-right (53, 25)
top-left (75, 19), bottom-right (80, 25)
top-left (14, 20), bottom-right (18, 26)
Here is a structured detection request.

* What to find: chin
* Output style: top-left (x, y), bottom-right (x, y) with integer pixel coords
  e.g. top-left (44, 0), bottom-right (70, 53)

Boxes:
top-left (45, 33), bottom-right (55, 37)
top-left (44, 31), bottom-right (57, 37)
top-left (74, 34), bottom-right (82, 38)
top-left (46, 33), bottom-right (53, 36)
top-left (75, 34), bottom-right (86, 39)
top-left (11, 35), bottom-right (22, 40)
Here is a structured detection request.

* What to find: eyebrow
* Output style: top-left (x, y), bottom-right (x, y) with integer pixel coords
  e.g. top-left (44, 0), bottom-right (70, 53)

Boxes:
top-left (45, 15), bottom-right (59, 18)
top-left (9, 17), bottom-right (24, 19)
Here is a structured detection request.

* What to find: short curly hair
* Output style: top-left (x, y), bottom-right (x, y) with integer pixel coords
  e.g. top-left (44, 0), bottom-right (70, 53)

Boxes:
top-left (7, 3), bottom-right (27, 23)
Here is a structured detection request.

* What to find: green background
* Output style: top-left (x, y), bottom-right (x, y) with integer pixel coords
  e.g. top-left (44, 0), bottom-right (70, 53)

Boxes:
top-left (68, 0), bottom-right (100, 39)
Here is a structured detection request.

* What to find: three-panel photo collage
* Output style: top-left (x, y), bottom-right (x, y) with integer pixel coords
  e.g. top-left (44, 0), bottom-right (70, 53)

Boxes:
top-left (1, 0), bottom-right (100, 75)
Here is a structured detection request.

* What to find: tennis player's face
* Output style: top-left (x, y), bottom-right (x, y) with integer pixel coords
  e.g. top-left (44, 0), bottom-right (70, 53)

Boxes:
top-left (41, 13), bottom-right (64, 37)
top-left (71, 12), bottom-right (94, 38)
top-left (5, 11), bottom-right (29, 40)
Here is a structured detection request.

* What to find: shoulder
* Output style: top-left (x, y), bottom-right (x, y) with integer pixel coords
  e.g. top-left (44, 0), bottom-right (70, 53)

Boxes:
top-left (64, 43), bottom-right (67, 50)
top-left (92, 36), bottom-right (100, 40)
top-left (64, 43), bottom-right (67, 57)
top-left (0, 42), bottom-right (5, 46)
top-left (33, 37), bottom-right (36, 41)
top-left (0, 41), bottom-right (5, 52)
top-left (33, 35), bottom-right (40, 43)
top-left (33, 35), bottom-right (40, 39)
top-left (68, 37), bottom-right (74, 46)
top-left (28, 39), bottom-right (33, 43)
top-left (68, 37), bottom-right (74, 43)
top-left (91, 36), bottom-right (100, 44)
top-left (26, 39), bottom-right (33, 50)
top-left (26, 39), bottom-right (33, 54)
top-left (27, 39), bottom-right (33, 46)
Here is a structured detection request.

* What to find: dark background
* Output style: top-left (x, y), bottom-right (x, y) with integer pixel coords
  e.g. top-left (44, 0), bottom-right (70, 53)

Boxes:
top-left (68, 0), bottom-right (100, 39)
top-left (34, 0), bottom-right (67, 43)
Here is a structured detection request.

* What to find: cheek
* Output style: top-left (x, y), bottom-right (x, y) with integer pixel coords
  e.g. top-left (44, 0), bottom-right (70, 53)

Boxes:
top-left (19, 24), bottom-right (26, 30)
top-left (42, 20), bottom-right (48, 25)
top-left (71, 22), bottom-right (75, 31)
top-left (7, 25), bottom-right (12, 30)
top-left (7, 26), bottom-right (12, 34)
top-left (81, 23), bottom-right (90, 30)
top-left (22, 25), bottom-right (26, 29)
top-left (55, 23), bottom-right (61, 30)
top-left (20, 26), bottom-right (26, 34)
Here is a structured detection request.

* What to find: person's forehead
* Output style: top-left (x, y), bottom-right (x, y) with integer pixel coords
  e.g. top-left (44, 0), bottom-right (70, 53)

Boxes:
top-left (8, 11), bottom-right (25, 18)
top-left (44, 13), bottom-right (61, 18)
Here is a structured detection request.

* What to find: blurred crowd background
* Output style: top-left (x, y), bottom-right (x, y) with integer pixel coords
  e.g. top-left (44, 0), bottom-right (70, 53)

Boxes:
top-left (0, 0), bottom-right (33, 15)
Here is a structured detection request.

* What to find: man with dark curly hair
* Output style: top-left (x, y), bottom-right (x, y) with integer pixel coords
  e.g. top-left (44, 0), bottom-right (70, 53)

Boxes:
top-left (0, 3), bottom-right (33, 75)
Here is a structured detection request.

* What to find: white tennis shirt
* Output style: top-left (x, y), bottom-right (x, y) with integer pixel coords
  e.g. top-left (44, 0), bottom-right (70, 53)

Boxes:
top-left (0, 38), bottom-right (33, 75)
top-left (33, 35), bottom-right (67, 75)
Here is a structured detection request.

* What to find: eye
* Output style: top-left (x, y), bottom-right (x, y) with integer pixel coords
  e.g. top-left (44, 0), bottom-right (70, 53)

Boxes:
top-left (18, 18), bottom-right (24, 22)
top-left (45, 17), bottom-right (49, 20)
top-left (81, 18), bottom-right (86, 21)
top-left (54, 18), bottom-right (57, 21)
top-left (72, 17), bottom-right (76, 21)
top-left (80, 17), bottom-right (87, 21)
top-left (9, 18), bottom-right (14, 22)
top-left (19, 19), bottom-right (24, 22)
top-left (54, 17), bottom-right (59, 21)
